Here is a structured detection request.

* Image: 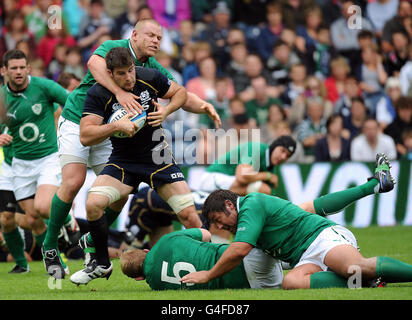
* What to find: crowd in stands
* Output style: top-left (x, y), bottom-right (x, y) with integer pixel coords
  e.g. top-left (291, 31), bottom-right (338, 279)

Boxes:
top-left (1, 0), bottom-right (412, 165)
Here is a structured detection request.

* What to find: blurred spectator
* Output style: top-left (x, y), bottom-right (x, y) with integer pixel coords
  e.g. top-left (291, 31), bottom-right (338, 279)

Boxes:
top-left (91, 32), bottom-right (113, 54)
top-left (147, 0), bottom-right (191, 30)
top-left (25, 0), bottom-right (54, 43)
top-left (173, 42), bottom-right (194, 73)
top-left (156, 50), bottom-right (182, 84)
top-left (1, 0), bottom-right (18, 29)
top-left (381, 0), bottom-right (412, 53)
top-left (223, 42), bottom-right (248, 93)
top-left (245, 76), bottom-right (283, 127)
top-left (314, 114), bottom-right (351, 162)
top-left (114, 0), bottom-right (143, 39)
top-left (266, 39), bottom-right (300, 87)
top-left (15, 39), bottom-right (38, 63)
top-left (351, 117), bottom-right (397, 161)
top-left (260, 103), bottom-right (287, 143)
top-left (383, 30), bottom-right (410, 77)
top-left (0, 11), bottom-right (37, 59)
top-left (199, 76), bottom-right (231, 129)
top-left (400, 127), bottom-right (412, 160)
top-left (181, 41), bottom-right (211, 85)
top-left (30, 58), bottom-right (46, 77)
top-left (295, 4), bottom-right (323, 52)
top-left (57, 72), bottom-right (81, 92)
top-left (343, 97), bottom-right (368, 141)
top-left (255, 1), bottom-right (284, 62)
top-left (289, 74), bottom-right (333, 127)
top-left (199, 1), bottom-right (232, 71)
top-left (320, 0), bottom-right (343, 27)
top-left (280, 0), bottom-right (318, 31)
top-left (376, 77), bottom-right (402, 130)
top-left (186, 56), bottom-right (235, 101)
top-left (399, 43), bottom-right (412, 95)
top-left (384, 95), bottom-right (412, 157)
top-left (62, 46), bottom-right (85, 80)
top-left (330, 0), bottom-right (373, 71)
top-left (296, 96), bottom-right (327, 156)
top-left (103, 0), bottom-right (129, 18)
top-left (37, 26), bottom-right (77, 68)
top-left (311, 25), bottom-right (337, 79)
top-left (324, 56), bottom-right (351, 104)
top-left (47, 42), bottom-right (67, 80)
top-left (356, 45), bottom-right (388, 116)
top-left (63, 0), bottom-right (88, 37)
top-left (357, 30), bottom-right (375, 52)
top-left (334, 75), bottom-right (361, 118)
top-left (366, 0), bottom-right (399, 37)
top-left (171, 19), bottom-right (198, 53)
top-left (77, 0), bottom-right (114, 62)
top-left (280, 63), bottom-right (306, 108)
top-left (232, 0), bottom-right (268, 27)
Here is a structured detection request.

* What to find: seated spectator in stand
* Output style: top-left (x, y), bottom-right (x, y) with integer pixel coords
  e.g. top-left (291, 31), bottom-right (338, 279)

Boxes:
top-left (356, 45), bottom-right (388, 116)
top-left (224, 42), bottom-right (249, 94)
top-left (25, 0), bottom-right (53, 43)
top-left (310, 26), bottom-right (337, 79)
top-left (343, 97), bottom-right (369, 141)
top-left (77, 0), bottom-right (114, 62)
top-left (383, 30), bottom-right (410, 77)
top-left (0, 11), bottom-right (36, 59)
top-left (37, 25), bottom-right (76, 68)
top-left (289, 75), bottom-right (333, 128)
top-left (330, 0), bottom-right (374, 72)
top-left (357, 30), bottom-right (375, 52)
top-left (384, 95), bottom-right (412, 157)
top-left (366, 0), bottom-right (399, 38)
top-left (280, 63), bottom-right (307, 108)
top-left (266, 39), bottom-right (301, 87)
top-left (314, 114), bottom-right (351, 162)
top-left (57, 72), bottom-right (81, 93)
top-left (280, 0), bottom-right (319, 31)
top-left (260, 103), bottom-right (287, 144)
top-left (182, 41), bottom-right (212, 85)
top-left (62, 47), bottom-right (85, 81)
top-left (156, 50), bottom-right (183, 85)
top-left (376, 77), bottom-right (402, 130)
top-left (255, 1), bottom-right (284, 62)
top-left (172, 19), bottom-right (198, 53)
top-left (199, 77), bottom-right (231, 129)
top-left (334, 75), bottom-right (362, 119)
top-left (400, 128), bottom-right (412, 160)
top-left (147, 0), bottom-right (191, 30)
top-left (295, 4), bottom-right (323, 52)
top-left (351, 117), bottom-right (397, 161)
top-left (47, 42), bottom-right (67, 80)
top-left (296, 96), bottom-right (327, 157)
top-left (16, 39), bottom-right (37, 64)
top-left (324, 56), bottom-right (351, 104)
top-left (399, 43), bottom-right (412, 95)
top-left (381, 0), bottom-right (412, 54)
top-left (245, 76), bottom-right (283, 127)
top-left (114, 0), bottom-right (142, 39)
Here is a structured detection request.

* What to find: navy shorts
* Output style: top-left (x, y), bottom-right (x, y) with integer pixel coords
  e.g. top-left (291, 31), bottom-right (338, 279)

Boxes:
top-left (0, 190), bottom-right (23, 213)
top-left (99, 160), bottom-right (186, 191)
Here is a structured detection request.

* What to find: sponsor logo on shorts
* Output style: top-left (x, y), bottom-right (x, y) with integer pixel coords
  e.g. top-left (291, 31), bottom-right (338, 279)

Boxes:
top-left (171, 172), bottom-right (184, 179)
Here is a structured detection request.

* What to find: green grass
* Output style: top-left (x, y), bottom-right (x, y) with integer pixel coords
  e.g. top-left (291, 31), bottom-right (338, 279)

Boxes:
top-left (1, 225), bottom-right (412, 300)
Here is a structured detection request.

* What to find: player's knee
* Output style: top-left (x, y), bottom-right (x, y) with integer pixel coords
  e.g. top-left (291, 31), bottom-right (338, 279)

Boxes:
top-left (60, 174), bottom-right (86, 200)
top-left (0, 211), bottom-right (16, 231)
top-left (282, 273), bottom-right (307, 290)
top-left (34, 202), bottom-right (50, 218)
top-left (85, 198), bottom-right (105, 220)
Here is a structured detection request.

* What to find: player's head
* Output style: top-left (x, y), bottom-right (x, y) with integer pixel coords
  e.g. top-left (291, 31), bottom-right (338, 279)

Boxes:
top-left (268, 135), bottom-right (296, 167)
top-left (2, 49), bottom-right (30, 90)
top-left (202, 190), bottom-right (239, 234)
top-left (131, 19), bottom-right (162, 59)
top-left (120, 249), bottom-right (148, 280)
top-left (105, 47), bottom-right (136, 91)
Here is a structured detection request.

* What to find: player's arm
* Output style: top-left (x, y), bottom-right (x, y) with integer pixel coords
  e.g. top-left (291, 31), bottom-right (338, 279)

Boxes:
top-left (182, 92), bottom-right (222, 129)
top-left (87, 54), bottom-right (142, 113)
top-left (181, 242), bottom-right (252, 284)
top-left (147, 81), bottom-right (187, 127)
top-left (235, 164), bottom-right (278, 187)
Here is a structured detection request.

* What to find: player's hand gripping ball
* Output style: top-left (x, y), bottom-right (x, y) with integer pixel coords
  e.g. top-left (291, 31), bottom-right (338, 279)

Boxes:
top-left (108, 107), bottom-right (147, 138)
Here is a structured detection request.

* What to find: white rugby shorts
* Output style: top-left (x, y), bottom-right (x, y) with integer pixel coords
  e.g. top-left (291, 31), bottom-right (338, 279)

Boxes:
top-left (295, 225), bottom-right (359, 271)
top-left (12, 152), bottom-right (62, 201)
top-left (0, 161), bottom-right (14, 191)
top-left (57, 116), bottom-right (112, 168)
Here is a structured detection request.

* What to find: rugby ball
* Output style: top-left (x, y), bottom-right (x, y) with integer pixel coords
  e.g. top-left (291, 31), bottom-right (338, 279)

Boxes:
top-left (108, 107), bottom-right (147, 138)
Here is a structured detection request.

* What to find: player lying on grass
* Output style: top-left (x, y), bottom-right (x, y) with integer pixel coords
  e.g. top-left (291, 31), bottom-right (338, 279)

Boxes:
top-left (181, 154), bottom-right (412, 289)
top-left (69, 47), bottom-right (202, 285)
top-left (120, 228), bottom-right (284, 290)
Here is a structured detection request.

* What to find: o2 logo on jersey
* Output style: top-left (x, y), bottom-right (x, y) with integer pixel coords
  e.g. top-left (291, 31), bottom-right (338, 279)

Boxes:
top-left (31, 103), bottom-right (42, 115)
top-left (347, 5), bottom-right (362, 30)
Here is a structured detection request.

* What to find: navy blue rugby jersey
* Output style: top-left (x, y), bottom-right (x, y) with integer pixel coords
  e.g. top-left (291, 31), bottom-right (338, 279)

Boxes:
top-left (82, 67), bottom-right (172, 163)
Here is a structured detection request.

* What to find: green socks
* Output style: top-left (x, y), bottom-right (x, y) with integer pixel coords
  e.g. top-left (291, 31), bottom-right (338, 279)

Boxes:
top-left (86, 207), bottom-right (121, 245)
top-left (33, 230), bottom-right (47, 247)
top-left (3, 228), bottom-right (28, 268)
top-left (313, 179), bottom-right (379, 216)
top-left (43, 194), bottom-right (72, 251)
top-left (376, 256), bottom-right (412, 283)
top-left (310, 271), bottom-right (348, 288)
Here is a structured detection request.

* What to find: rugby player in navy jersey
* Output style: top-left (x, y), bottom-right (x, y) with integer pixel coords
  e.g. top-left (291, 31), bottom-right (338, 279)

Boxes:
top-left (69, 47), bottom-right (202, 284)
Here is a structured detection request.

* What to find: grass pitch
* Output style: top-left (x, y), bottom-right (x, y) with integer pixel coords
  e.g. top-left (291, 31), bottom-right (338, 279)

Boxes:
top-left (1, 226), bottom-right (412, 301)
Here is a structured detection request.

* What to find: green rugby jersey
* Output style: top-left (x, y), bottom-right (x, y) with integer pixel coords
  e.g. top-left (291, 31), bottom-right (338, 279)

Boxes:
top-left (206, 142), bottom-right (276, 175)
top-left (234, 193), bottom-right (337, 267)
top-left (62, 39), bottom-right (175, 124)
top-left (143, 228), bottom-right (250, 290)
top-left (3, 77), bottom-right (68, 160)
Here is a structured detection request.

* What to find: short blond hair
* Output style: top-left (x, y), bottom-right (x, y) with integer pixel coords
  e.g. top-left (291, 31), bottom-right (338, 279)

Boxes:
top-left (120, 249), bottom-right (147, 279)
